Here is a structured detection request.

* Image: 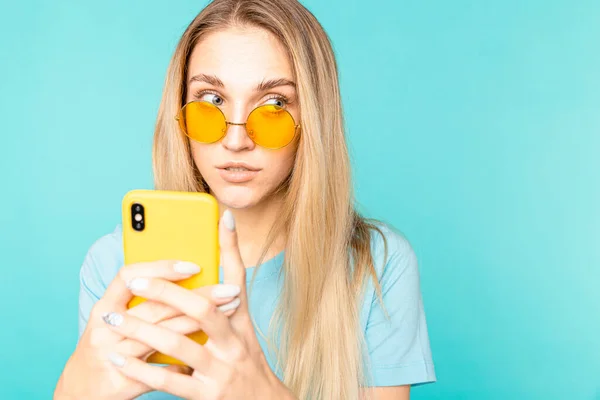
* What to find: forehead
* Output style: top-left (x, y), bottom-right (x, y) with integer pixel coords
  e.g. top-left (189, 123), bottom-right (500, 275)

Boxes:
top-left (187, 27), bottom-right (294, 86)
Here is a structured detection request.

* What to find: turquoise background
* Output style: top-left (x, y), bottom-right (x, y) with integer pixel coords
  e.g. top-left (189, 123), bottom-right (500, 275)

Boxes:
top-left (1, 0), bottom-right (599, 398)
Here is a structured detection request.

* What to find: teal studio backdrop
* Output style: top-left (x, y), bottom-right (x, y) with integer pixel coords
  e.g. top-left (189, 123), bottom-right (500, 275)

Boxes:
top-left (0, 0), bottom-right (599, 399)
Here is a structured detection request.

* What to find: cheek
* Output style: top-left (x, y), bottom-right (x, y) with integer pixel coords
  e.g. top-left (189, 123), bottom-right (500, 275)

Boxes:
top-left (264, 149), bottom-right (296, 184)
top-left (189, 142), bottom-right (214, 172)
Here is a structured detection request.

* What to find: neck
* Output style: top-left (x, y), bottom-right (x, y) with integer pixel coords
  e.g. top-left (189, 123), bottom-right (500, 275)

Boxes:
top-left (218, 193), bottom-right (286, 268)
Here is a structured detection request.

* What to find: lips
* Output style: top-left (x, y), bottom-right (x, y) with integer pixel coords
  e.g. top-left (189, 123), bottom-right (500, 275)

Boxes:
top-left (216, 162), bottom-right (261, 183)
top-left (216, 161), bottom-right (260, 171)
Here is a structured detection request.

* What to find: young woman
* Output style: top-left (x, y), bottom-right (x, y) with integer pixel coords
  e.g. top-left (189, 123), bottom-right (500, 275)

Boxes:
top-left (54, 0), bottom-right (435, 399)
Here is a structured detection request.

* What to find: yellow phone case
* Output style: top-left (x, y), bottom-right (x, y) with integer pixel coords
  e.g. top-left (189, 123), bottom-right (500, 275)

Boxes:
top-left (121, 189), bottom-right (219, 365)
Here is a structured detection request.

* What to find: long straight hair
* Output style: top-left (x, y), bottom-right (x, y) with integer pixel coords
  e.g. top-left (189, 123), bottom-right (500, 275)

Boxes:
top-left (152, 1), bottom-right (385, 398)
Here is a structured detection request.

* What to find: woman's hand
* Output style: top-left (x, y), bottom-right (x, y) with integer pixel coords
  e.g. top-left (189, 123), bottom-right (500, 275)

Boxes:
top-left (101, 210), bottom-right (295, 400)
top-left (54, 261), bottom-right (241, 400)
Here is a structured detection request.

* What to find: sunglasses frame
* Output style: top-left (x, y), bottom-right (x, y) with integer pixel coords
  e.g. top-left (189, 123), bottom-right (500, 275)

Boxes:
top-left (175, 100), bottom-right (301, 150)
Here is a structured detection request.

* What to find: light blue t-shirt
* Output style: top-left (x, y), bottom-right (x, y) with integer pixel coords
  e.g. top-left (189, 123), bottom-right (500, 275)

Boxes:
top-left (78, 223), bottom-right (436, 398)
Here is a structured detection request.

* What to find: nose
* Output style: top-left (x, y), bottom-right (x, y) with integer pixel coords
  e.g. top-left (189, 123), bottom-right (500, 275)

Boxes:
top-left (220, 109), bottom-right (256, 152)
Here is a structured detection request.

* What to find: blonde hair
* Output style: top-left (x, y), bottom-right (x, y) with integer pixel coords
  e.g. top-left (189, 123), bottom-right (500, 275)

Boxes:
top-left (152, 1), bottom-right (385, 398)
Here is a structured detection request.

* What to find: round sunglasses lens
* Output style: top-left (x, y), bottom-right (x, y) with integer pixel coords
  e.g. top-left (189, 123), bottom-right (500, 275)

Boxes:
top-left (246, 105), bottom-right (296, 149)
top-left (180, 102), bottom-right (226, 143)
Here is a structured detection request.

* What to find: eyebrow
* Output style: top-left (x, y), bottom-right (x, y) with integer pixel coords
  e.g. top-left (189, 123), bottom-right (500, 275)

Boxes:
top-left (256, 78), bottom-right (296, 91)
top-left (189, 73), bottom-right (225, 87)
top-left (188, 74), bottom-right (296, 91)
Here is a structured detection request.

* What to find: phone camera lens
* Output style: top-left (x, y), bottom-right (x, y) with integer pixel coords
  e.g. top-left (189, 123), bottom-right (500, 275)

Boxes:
top-left (131, 203), bottom-right (145, 231)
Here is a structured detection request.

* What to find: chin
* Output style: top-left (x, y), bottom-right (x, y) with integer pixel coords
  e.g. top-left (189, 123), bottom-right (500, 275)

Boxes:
top-left (210, 184), bottom-right (263, 209)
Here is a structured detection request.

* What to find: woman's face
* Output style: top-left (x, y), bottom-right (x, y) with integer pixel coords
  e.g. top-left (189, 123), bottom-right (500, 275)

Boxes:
top-left (185, 26), bottom-right (299, 210)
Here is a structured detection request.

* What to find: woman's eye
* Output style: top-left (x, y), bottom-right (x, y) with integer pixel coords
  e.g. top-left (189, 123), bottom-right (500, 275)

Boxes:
top-left (200, 93), bottom-right (224, 106)
top-left (265, 97), bottom-right (287, 108)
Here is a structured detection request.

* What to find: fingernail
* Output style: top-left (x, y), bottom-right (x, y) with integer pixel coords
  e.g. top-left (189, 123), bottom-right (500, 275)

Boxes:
top-left (212, 284), bottom-right (241, 298)
top-left (102, 312), bottom-right (124, 327)
top-left (173, 261), bottom-right (201, 274)
top-left (108, 352), bottom-right (126, 368)
top-left (218, 297), bottom-right (241, 312)
top-left (222, 209), bottom-right (235, 231)
top-left (126, 277), bottom-right (150, 292)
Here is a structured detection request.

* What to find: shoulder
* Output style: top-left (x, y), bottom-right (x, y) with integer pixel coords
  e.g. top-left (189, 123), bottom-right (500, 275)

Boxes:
top-left (360, 222), bottom-right (437, 385)
top-left (79, 225), bottom-right (124, 294)
top-left (367, 221), bottom-right (418, 283)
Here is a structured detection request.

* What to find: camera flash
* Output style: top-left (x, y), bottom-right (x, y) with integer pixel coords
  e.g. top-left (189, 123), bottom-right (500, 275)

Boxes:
top-left (134, 213), bottom-right (142, 222)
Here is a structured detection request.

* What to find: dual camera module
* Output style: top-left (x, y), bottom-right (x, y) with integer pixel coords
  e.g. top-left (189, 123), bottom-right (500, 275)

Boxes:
top-left (131, 203), bottom-right (145, 231)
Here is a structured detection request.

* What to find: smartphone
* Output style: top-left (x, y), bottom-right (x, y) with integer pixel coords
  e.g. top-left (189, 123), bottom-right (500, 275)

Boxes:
top-left (121, 189), bottom-right (219, 365)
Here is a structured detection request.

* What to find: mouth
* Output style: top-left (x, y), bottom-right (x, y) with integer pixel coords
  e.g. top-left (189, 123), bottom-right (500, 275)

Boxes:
top-left (223, 166), bottom-right (253, 172)
top-left (216, 162), bottom-right (261, 172)
top-left (216, 162), bottom-right (261, 183)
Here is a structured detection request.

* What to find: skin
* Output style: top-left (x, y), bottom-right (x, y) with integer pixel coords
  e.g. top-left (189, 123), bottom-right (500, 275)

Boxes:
top-left (187, 26), bottom-right (299, 268)
top-left (54, 26), bottom-right (409, 399)
top-left (53, 260), bottom-right (247, 399)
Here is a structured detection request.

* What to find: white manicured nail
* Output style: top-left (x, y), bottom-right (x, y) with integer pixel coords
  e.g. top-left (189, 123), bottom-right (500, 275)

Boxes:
top-left (212, 284), bottom-right (241, 298)
top-left (102, 312), bottom-right (124, 327)
top-left (126, 277), bottom-right (150, 291)
top-left (222, 210), bottom-right (235, 231)
top-left (173, 261), bottom-right (201, 274)
top-left (218, 297), bottom-right (241, 312)
top-left (108, 352), bottom-right (126, 368)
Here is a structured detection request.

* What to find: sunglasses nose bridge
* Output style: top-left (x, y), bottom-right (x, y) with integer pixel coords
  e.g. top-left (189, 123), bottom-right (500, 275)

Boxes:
top-left (222, 120), bottom-right (257, 145)
top-left (224, 120), bottom-right (257, 140)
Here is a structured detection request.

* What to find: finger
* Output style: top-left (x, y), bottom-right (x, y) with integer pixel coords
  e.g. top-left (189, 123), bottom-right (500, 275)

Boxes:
top-left (107, 354), bottom-right (203, 399)
top-left (97, 260), bottom-right (201, 314)
top-left (90, 286), bottom-right (240, 348)
top-left (126, 300), bottom-right (176, 324)
top-left (115, 314), bottom-right (203, 359)
top-left (219, 210), bottom-right (263, 349)
top-left (118, 297), bottom-right (242, 359)
top-left (120, 260), bottom-right (202, 282)
top-left (219, 210), bottom-right (247, 303)
top-left (127, 284), bottom-right (239, 324)
top-left (125, 277), bottom-right (240, 348)
top-left (101, 311), bottom-right (213, 373)
top-left (165, 364), bottom-right (193, 376)
top-left (117, 296), bottom-right (241, 359)
top-left (84, 324), bottom-right (122, 347)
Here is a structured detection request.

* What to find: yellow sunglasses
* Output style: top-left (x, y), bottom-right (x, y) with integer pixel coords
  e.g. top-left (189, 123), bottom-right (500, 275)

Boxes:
top-left (175, 101), bottom-right (300, 150)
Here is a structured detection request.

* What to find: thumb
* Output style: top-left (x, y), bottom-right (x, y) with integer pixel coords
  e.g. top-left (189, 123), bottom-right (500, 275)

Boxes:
top-left (219, 210), bottom-right (261, 347)
top-left (219, 210), bottom-right (247, 299)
